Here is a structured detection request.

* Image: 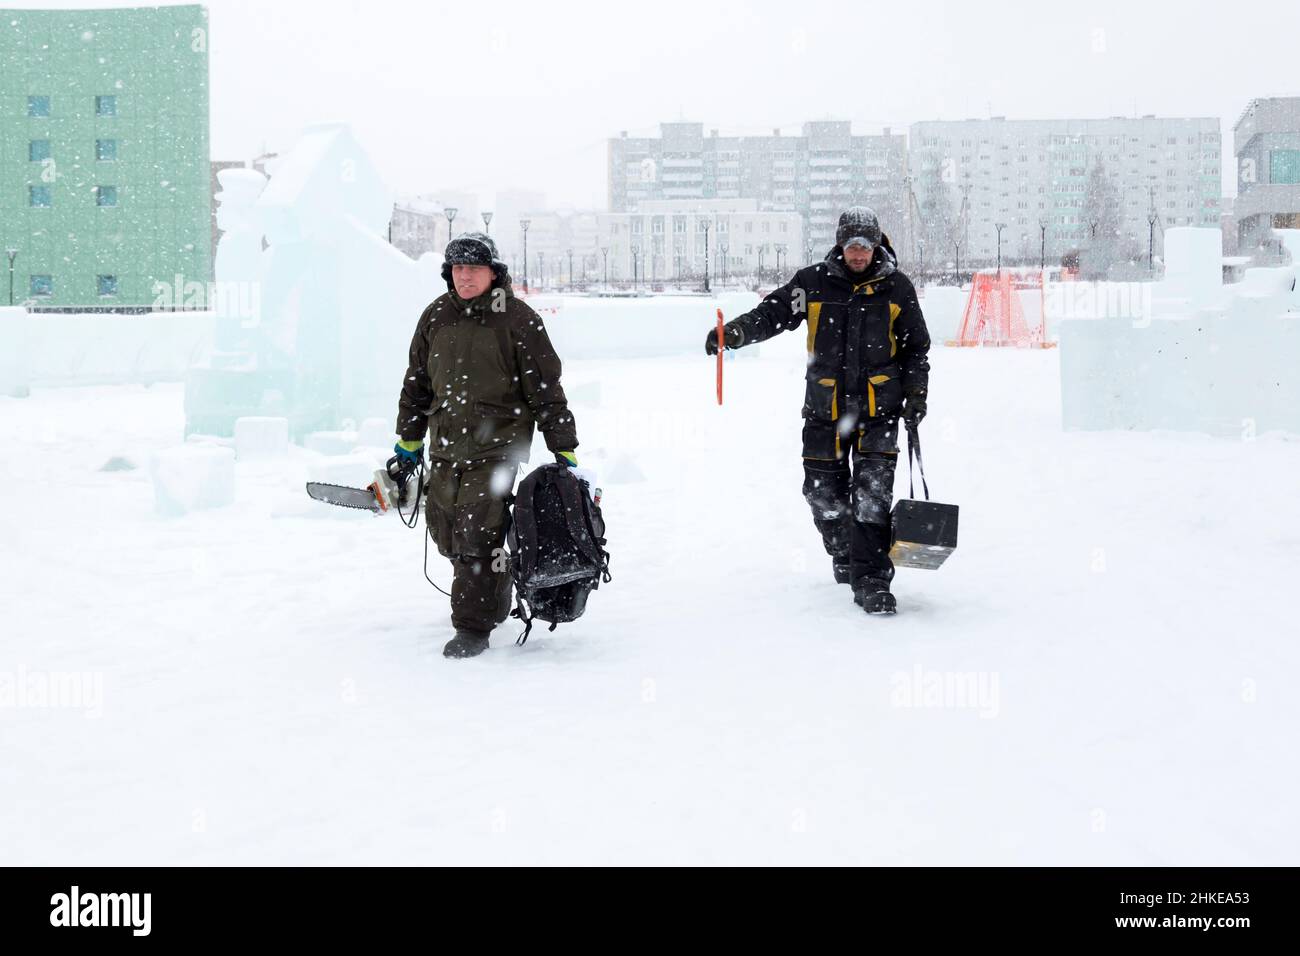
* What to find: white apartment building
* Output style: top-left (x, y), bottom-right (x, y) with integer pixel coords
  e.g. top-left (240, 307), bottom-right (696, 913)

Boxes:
top-left (388, 197), bottom-right (441, 260)
top-left (596, 198), bottom-right (804, 285)
top-left (387, 192), bottom-right (489, 260)
top-left (513, 209), bottom-right (602, 289)
top-left (608, 121), bottom-right (906, 258)
top-left (909, 116), bottom-right (1222, 265)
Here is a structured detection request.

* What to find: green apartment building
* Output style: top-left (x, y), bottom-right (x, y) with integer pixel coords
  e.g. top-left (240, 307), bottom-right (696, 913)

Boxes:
top-left (0, 5), bottom-right (210, 308)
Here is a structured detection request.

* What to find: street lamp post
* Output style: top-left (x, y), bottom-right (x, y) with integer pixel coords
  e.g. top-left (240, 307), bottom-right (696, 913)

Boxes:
top-left (995, 222), bottom-right (1007, 275)
top-left (538, 251), bottom-right (546, 292)
top-left (719, 243), bottom-right (728, 287)
top-left (960, 183), bottom-right (973, 256)
top-left (520, 219), bottom-right (530, 293)
top-left (1038, 218), bottom-right (1047, 271)
top-left (917, 239), bottom-right (925, 286)
top-left (953, 240), bottom-right (962, 282)
top-left (631, 244), bottom-right (640, 291)
top-left (1147, 186), bottom-right (1157, 273)
top-left (903, 173), bottom-right (914, 256)
top-left (601, 246), bottom-right (609, 289)
top-left (444, 206), bottom-right (458, 249)
top-left (702, 220), bottom-right (711, 294)
top-left (481, 211), bottom-right (493, 235)
top-left (567, 248), bottom-right (574, 290)
top-left (5, 248), bottom-right (17, 306)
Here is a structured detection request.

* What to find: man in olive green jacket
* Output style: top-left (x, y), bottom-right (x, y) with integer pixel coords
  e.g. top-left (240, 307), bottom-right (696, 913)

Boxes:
top-left (394, 233), bottom-right (579, 658)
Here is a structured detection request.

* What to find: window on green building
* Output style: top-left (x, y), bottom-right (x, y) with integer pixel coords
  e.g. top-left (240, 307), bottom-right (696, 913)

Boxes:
top-left (1271, 150), bottom-right (1300, 186)
top-left (29, 140), bottom-right (51, 162)
top-left (97, 275), bottom-right (118, 297)
top-left (30, 275), bottom-right (53, 297)
top-left (95, 95), bottom-right (117, 117)
top-left (29, 186), bottom-right (52, 208)
top-left (27, 95), bottom-right (51, 117)
top-left (95, 185), bottom-right (118, 207)
top-left (95, 139), bottom-right (117, 161)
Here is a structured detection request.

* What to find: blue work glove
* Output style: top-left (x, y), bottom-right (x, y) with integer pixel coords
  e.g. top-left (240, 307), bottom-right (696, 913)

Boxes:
top-left (393, 440), bottom-right (424, 463)
top-left (388, 440), bottom-right (423, 485)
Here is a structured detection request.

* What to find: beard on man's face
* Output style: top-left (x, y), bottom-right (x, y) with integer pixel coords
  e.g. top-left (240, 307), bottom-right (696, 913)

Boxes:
top-left (844, 250), bottom-right (874, 273)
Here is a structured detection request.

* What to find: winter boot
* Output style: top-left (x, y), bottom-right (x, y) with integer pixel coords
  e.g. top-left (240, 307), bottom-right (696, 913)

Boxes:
top-left (832, 556), bottom-right (852, 585)
top-left (443, 629), bottom-right (491, 659)
top-left (853, 578), bottom-right (897, 615)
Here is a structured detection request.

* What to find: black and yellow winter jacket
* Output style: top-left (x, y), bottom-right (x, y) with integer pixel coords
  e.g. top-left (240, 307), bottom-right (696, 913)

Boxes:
top-left (729, 235), bottom-right (930, 460)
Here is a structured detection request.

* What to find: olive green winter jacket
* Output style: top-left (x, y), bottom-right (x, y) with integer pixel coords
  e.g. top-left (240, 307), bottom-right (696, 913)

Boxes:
top-left (396, 275), bottom-right (578, 463)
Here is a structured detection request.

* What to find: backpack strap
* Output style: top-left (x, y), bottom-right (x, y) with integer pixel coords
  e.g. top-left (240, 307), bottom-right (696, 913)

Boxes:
top-left (555, 469), bottom-right (608, 571)
top-left (509, 593), bottom-right (560, 647)
top-left (574, 477), bottom-right (612, 585)
top-left (588, 512), bottom-right (611, 586)
top-left (510, 467), bottom-right (541, 582)
top-left (580, 492), bottom-right (612, 585)
top-left (511, 592), bottom-right (535, 645)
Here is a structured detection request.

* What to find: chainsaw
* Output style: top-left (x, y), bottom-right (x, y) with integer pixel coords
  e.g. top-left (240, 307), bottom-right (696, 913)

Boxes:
top-left (306, 457), bottom-right (423, 515)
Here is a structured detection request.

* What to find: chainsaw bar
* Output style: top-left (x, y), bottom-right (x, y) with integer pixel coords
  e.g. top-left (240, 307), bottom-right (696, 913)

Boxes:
top-left (305, 481), bottom-right (384, 512)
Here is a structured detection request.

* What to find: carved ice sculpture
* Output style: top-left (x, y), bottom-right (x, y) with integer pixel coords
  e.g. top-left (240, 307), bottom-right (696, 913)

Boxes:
top-left (186, 123), bottom-right (441, 438)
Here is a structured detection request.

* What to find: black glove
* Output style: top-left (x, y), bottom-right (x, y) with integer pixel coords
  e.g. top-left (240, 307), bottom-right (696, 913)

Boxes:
top-left (385, 452), bottom-right (419, 505)
top-left (902, 392), bottom-right (927, 428)
top-left (705, 323), bottom-right (745, 356)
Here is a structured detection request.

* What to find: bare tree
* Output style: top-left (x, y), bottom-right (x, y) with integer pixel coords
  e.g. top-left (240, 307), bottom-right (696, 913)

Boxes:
top-left (917, 161), bottom-right (957, 264)
top-left (1081, 160), bottom-right (1124, 279)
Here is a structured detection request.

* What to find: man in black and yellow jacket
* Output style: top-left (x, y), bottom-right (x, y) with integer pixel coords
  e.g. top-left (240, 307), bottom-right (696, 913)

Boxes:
top-left (706, 207), bottom-right (930, 614)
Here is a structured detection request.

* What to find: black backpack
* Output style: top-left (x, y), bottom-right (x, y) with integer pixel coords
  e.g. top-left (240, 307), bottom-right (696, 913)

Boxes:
top-left (507, 463), bottom-right (611, 643)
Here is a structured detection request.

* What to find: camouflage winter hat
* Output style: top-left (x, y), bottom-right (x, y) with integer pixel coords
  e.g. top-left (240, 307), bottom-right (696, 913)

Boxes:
top-left (444, 231), bottom-right (500, 267)
top-left (441, 231), bottom-right (509, 287)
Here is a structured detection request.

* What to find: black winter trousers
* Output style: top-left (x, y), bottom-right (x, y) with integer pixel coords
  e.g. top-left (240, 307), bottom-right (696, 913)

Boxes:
top-left (425, 457), bottom-right (516, 634)
top-left (801, 416), bottom-right (899, 586)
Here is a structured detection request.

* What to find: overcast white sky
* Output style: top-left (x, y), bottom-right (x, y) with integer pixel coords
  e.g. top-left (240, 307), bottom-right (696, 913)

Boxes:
top-left (32, 0), bottom-right (1300, 207)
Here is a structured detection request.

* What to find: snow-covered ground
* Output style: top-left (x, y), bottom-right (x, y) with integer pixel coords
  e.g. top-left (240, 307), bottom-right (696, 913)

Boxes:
top-left (2, 333), bottom-right (1297, 865)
